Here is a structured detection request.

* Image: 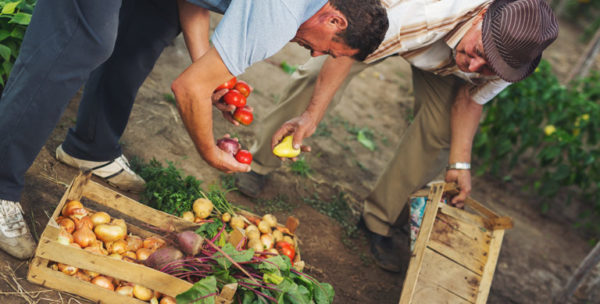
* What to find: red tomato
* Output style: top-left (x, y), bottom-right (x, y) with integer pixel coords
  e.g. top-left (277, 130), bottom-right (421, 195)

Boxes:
top-left (233, 106), bottom-right (253, 125)
top-left (223, 90), bottom-right (247, 108)
top-left (276, 241), bottom-right (295, 261)
top-left (215, 77), bottom-right (237, 91)
top-left (235, 150), bottom-right (252, 164)
top-left (234, 81), bottom-right (252, 97)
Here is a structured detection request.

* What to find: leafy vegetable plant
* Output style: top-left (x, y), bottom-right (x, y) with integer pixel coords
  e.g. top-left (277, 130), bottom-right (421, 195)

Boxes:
top-left (0, 0), bottom-right (35, 90)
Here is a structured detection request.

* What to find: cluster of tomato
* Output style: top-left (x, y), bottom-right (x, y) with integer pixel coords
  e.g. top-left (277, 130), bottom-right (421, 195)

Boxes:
top-left (216, 77), bottom-right (253, 126)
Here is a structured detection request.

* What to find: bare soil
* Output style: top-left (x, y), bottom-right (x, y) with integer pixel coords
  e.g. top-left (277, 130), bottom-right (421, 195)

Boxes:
top-left (1, 17), bottom-right (599, 304)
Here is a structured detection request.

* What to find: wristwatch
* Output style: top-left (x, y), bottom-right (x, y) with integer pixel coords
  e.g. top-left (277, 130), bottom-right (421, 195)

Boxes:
top-left (446, 162), bottom-right (471, 170)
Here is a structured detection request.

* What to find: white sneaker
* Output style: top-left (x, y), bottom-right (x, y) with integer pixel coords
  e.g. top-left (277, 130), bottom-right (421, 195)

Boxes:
top-left (56, 145), bottom-right (146, 193)
top-left (0, 200), bottom-right (36, 260)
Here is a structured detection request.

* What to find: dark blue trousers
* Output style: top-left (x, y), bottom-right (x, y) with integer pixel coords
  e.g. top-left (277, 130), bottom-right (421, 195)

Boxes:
top-left (0, 0), bottom-right (180, 201)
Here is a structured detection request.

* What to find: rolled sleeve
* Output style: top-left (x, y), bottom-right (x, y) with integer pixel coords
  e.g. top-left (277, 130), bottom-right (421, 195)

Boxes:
top-left (470, 79), bottom-right (510, 105)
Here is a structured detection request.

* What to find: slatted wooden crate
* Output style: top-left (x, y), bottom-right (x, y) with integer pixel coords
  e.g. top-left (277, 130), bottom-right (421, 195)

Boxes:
top-left (27, 172), bottom-right (300, 303)
top-left (399, 182), bottom-right (513, 304)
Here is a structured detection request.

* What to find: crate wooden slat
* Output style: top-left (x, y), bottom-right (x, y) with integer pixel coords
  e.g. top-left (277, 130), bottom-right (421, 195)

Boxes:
top-left (28, 172), bottom-right (300, 303)
top-left (399, 182), bottom-right (512, 304)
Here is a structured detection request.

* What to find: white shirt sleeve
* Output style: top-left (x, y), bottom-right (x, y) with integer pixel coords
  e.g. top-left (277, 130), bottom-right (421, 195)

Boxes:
top-left (470, 79), bottom-right (511, 105)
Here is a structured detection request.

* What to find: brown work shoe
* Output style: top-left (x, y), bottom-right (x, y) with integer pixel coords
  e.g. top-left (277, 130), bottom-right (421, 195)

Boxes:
top-left (359, 217), bottom-right (408, 273)
top-left (0, 200), bottom-right (36, 259)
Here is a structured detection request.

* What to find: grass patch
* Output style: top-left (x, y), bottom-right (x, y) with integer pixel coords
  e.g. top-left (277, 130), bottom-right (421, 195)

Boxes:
top-left (303, 192), bottom-right (359, 248)
top-left (289, 157), bottom-right (312, 177)
top-left (253, 194), bottom-right (295, 214)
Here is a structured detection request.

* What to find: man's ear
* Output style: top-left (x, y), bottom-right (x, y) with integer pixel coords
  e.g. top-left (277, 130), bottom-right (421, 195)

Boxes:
top-left (324, 13), bottom-right (348, 31)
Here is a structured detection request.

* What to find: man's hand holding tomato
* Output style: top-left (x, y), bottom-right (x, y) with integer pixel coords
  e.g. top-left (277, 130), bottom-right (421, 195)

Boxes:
top-left (271, 112), bottom-right (316, 161)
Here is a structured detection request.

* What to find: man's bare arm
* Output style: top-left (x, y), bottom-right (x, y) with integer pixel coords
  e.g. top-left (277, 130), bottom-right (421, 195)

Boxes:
top-left (445, 85), bottom-right (483, 206)
top-left (177, 0), bottom-right (211, 62)
top-left (171, 48), bottom-right (250, 173)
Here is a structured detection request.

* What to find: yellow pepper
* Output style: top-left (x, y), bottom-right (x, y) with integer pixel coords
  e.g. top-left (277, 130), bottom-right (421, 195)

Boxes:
top-left (273, 135), bottom-right (301, 158)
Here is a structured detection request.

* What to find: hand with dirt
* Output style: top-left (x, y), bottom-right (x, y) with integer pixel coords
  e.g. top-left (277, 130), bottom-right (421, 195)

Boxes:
top-left (271, 112), bottom-right (315, 160)
top-left (211, 89), bottom-right (254, 126)
top-left (444, 169), bottom-right (471, 208)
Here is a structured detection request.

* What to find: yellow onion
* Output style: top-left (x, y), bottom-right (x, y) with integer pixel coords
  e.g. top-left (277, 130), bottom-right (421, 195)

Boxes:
top-left (62, 200), bottom-right (88, 219)
top-left (73, 227), bottom-right (97, 248)
top-left (136, 248), bottom-right (152, 261)
top-left (111, 218), bottom-right (128, 232)
top-left (73, 270), bottom-right (92, 282)
top-left (74, 216), bottom-right (94, 231)
top-left (222, 212), bottom-right (231, 222)
top-left (116, 285), bottom-right (134, 297)
top-left (160, 296), bottom-right (177, 304)
top-left (133, 285), bottom-right (153, 301)
top-left (94, 224), bottom-right (126, 242)
top-left (91, 275), bottom-right (114, 291)
top-left (108, 239), bottom-right (128, 254)
top-left (83, 269), bottom-right (100, 279)
top-left (122, 251), bottom-right (137, 262)
top-left (84, 244), bottom-right (108, 256)
top-left (126, 235), bottom-right (143, 251)
top-left (143, 236), bottom-right (166, 251)
top-left (57, 263), bottom-right (78, 276)
top-left (90, 211), bottom-right (111, 227)
top-left (57, 217), bottom-right (75, 234)
top-left (108, 253), bottom-right (122, 260)
top-left (57, 227), bottom-right (73, 245)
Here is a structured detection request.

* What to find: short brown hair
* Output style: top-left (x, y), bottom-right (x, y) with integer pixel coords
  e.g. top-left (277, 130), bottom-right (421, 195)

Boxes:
top-left (329, 0), bottom-right (389, 61)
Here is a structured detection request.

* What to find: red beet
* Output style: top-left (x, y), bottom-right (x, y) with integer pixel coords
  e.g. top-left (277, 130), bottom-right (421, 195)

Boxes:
top-left (144, 246), bottom-right (183, 270)
top-left (177, 230), bottom-right (204, 256)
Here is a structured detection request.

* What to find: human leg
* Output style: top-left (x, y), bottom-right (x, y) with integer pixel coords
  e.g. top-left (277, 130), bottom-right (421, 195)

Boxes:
top-left (0, 0), bottom-right (121, 202)
top-left (363, 67), bottom-right (462, 237)
top-left (57, 0), bottom-right (181, 192)
top-left (62, 0), bottom-right (181, 162)
top-left (0, 0), bottom-right (122, 259)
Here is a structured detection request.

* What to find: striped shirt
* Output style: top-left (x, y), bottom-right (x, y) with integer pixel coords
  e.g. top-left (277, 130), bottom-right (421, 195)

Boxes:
top-left (365, 0), bottom-right (511, 104)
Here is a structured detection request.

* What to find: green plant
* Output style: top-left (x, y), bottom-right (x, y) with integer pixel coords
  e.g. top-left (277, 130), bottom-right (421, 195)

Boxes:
top-left (0, 0), bottom-right (35, 89)
top-left (289, 157), bottom-right (312, 177)
top-left (474, 59), bottom-right (600, 218)
top-left (131, 158), bottom-right (204, 216)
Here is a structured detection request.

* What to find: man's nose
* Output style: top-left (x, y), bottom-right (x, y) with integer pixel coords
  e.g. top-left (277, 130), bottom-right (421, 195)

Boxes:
top-left (468, 57), bottom-right (486, 73)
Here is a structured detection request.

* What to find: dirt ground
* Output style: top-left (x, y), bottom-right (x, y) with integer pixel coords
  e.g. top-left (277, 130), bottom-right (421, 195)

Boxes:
top-left (1, 16), bottom-right (599, 304)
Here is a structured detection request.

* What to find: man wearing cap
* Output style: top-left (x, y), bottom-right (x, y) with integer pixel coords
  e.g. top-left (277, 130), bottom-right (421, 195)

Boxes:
top-left (235, 0), bottom-right (559, 271)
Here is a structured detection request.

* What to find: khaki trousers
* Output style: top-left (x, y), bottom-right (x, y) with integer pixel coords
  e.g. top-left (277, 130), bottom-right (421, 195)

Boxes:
top-left (250, 56), bottom-right (462, 236)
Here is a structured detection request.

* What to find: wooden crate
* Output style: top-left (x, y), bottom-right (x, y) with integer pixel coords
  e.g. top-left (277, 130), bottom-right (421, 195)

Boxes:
top-left (399, 182), bottom-right (513, 304)
top-left (27, 172), bottom-right (300, 303)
